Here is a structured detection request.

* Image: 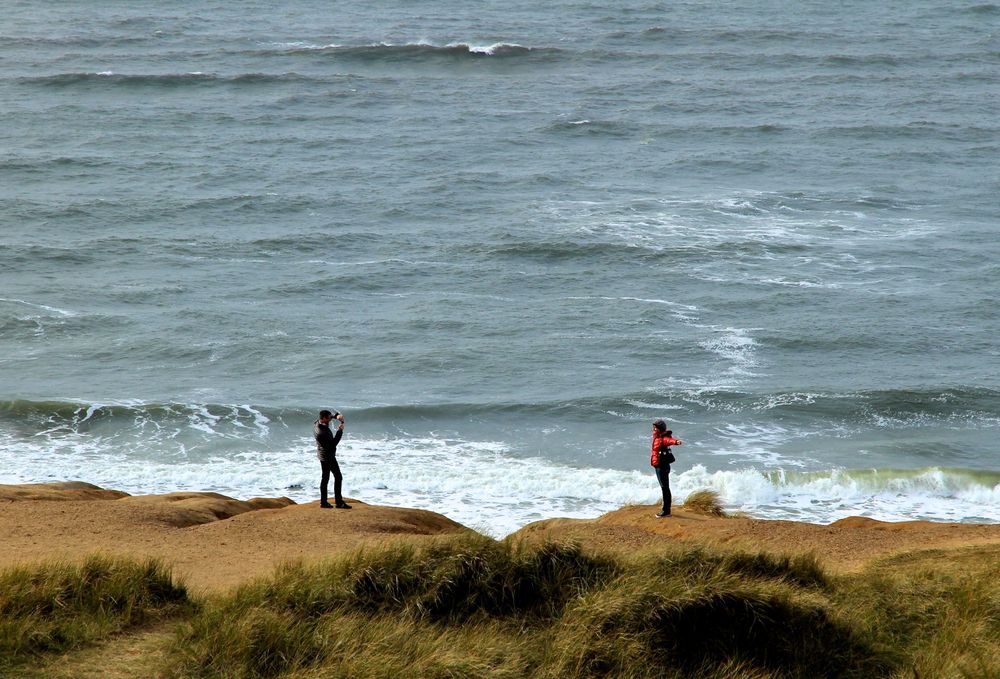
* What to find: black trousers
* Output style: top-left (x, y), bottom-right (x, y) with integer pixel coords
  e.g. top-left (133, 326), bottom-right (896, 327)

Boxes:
top-left (655, 465), bottom-right (671, 513)
top-left (320, 457), bottom-right (343, 505)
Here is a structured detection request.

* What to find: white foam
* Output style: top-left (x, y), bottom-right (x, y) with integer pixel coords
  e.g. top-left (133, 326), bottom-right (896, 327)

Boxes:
top-left (623, 399), bottom-right (686, 411)
top-left (675, 464), bottom-right (1000, 524)
top-left (539, 191), bottom-right (935, 295)
top-left (266, 41), bottom-right (341, 50)
top-left (563, 295), bottom-right (700, 323)
top-left (752, 392), bottom-right (821, 410)
top-left (0, 297), bottom-right (77, 317)
top-left (706, 423), bottom-right (810, 468)
top-left (5, 415), bottom-right (1000, 536)
top-left (453, 41), bottom-right (525, 55)
top-left (696, 326), bottom-right (760, 378)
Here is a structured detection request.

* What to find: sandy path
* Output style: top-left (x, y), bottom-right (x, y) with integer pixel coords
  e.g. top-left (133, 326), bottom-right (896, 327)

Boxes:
top-left (15, 618), bottom-right (178, 679)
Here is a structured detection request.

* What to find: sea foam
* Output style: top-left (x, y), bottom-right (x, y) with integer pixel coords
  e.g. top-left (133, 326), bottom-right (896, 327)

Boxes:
top-left (4, 416), bottom-right (1000, 537)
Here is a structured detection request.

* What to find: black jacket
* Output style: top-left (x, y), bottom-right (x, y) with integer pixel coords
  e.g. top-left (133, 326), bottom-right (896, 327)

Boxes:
top-left (314, 420), bottom-right (343, 461)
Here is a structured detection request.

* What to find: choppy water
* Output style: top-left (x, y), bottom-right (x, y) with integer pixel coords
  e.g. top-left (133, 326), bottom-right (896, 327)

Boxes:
top-left (2, 1), bottom-right (999, 536)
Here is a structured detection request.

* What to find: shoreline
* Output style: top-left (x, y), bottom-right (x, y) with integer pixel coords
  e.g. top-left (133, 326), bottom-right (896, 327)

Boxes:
top-left (6, 481), bottom-right (1000, 592)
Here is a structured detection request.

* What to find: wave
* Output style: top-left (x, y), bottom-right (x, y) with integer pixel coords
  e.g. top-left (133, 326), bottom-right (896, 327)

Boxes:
top-left (678, 464), bottom-right (1000, 524)
top-left (0, 300), bottom-right (89, 341)
top-left (667, 386), bottom-right (1000, 425)
top-left (0, 313), bottom-right (131, 342)
top-left (4, 387), bottom-right (999, 433)
top-left (812, 124), bottom-right (993, 141)
top-left (17, 72), bottom-right (320, 88)
top-left (460, 239), bottom-right (653, 263)
top-left (0, 156), bottom-right (112, 172)
top-left (0, 244), bottom-right (96, 265)
top-left (543, 119), bottom-right (640, 138)
top-left (966, 3), bottom-right (999, 14)
top-left (253, 41), bottom-right (563, 63)
top-left (823, 54), bottom-right (902, 68)
top-left (772, 466), bottom-right (1000, 491)
top-left (0, 400), bottom-right (280, 450)
top-left (0, 35), bottom-right (149, 48)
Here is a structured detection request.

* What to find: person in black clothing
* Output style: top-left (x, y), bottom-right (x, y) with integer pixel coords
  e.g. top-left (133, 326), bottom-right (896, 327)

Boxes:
top-left (314, 409), bottom-right (350, 509)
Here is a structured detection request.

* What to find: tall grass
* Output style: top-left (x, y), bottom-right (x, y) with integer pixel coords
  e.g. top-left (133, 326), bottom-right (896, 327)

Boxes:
top-left (164, 535), bottom-right (897, 679)
top-left (549, 575), bottom-right (887, 678)
top-left (8, 540), bottom-right (999, 678)
top-left (0, 555), bottom-right (187, 670)
top-left (168, 535), bottom-right (621, 678)
top-left (833, 550), bottom-right (1000, 679)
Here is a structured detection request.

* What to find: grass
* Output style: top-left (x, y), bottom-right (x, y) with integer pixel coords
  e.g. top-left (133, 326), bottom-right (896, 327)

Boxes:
top-left (161, 535), bottom-right (891, 679)
top-left (4, 538), bottom-right (1000, 678)
top-left (681, 489), bottom-right (727, 517)
top-left (0, 555), bottom-right (188, 674)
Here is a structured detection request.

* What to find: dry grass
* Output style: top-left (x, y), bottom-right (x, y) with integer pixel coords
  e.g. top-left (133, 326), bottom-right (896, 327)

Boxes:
top-left (5, 538), bottom-right (1000, 679)
top-left (162, 535), bottom-right (893, 679)
top-left (0, 555), bottom-right (187, 673)
top-left (682, 489), bottom-right (727, 517)
top-left (13, 618), bottom-right (179, 679)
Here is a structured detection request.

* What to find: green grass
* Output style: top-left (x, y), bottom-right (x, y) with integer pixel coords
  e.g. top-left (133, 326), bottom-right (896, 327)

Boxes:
top-left (5, 539), bottom-right (1000, 679)
top-left (0, 555), bottom-right (188, 673)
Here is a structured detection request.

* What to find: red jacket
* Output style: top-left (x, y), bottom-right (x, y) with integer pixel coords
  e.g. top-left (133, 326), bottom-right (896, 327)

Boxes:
top-left (650, 432), bottom-right (682, 467)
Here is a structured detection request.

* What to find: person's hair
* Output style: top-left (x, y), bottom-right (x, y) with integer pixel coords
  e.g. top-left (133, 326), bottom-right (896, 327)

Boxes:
top-left (319, 409), bottom-right (333, 418)
top-left (666, 430), bottom-right (673, 437)
top-left (653, 419), bottom-right (667, 433)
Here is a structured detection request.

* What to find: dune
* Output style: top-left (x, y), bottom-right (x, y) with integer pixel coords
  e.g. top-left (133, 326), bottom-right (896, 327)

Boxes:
top-left (509, 503), bottom-right (1000, 571)
top-left (0, 482), bottom-right (468, 592)
top-left (5, 482), bottom-right (1000, 593)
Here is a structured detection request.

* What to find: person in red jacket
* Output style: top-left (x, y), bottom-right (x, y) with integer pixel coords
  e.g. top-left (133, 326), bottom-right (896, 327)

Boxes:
top-left (650, 419), bottom-right (682, 517)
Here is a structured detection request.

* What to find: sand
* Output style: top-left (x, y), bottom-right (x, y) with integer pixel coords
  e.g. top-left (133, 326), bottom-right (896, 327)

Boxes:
top-left (4, 482), bottom-right (1000, 592)
top-left (0, 482), bottom-right (467, 592)
top-left (509, 505), bottom-right (1000, 571)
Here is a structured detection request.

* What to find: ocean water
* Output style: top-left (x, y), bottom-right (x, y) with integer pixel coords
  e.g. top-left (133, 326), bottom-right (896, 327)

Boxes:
top-left (2, 0), bottom-right (998, 536)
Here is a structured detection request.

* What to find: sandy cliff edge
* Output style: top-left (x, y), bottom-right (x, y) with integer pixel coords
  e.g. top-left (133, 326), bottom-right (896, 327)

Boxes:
top-left (0, 482), bottom-right (468, 592)
top-left (509, 503), bottom-right (1000, 571)
top-left (4, 482), bottom-right (1000, 591)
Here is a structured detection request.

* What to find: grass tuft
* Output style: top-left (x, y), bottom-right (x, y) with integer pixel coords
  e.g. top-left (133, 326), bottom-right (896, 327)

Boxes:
top-left (682, 489), bottom-right (727, 516)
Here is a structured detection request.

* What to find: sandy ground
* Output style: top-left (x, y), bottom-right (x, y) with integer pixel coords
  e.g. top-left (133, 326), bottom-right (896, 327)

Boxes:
top-left (5, 482), bottom-right (1000, 592)
top-left (0, 482), bottom-right (467, 593)
top-left (510, 504), bottom-right (1000, 571)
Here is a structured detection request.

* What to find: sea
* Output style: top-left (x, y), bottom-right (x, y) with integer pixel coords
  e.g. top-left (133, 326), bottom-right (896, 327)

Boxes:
top-left (2, 0), bottom-right (998, 537)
